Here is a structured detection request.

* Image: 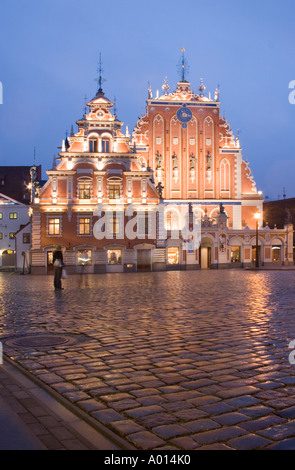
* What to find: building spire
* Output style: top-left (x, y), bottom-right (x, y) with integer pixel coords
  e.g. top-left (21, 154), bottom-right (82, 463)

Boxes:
top-left (178, 48), bottom-right (189, 82)
top-left (96, 53), bottom-right (104, 95)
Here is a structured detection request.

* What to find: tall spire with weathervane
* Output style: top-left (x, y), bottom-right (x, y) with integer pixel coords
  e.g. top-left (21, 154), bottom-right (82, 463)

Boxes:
top-left (178, 47), bottom-right (189, 82)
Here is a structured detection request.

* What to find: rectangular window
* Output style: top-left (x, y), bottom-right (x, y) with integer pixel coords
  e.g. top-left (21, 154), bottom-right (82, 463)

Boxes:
top-left (79, 217), bottom-right (91, 235)
top-left (0, 213), bottom-right (3, 219)
top-left (107, 215), bottom-right (120, 236)
top-left (9, 212), bottom-right (17, 219)
top-left (0, 233), bottom-right (3, 239)
top-left (77, 249), bottom-right (92, 265)
top-left (109, 184), bottom-right (121, 199)
top-left (168, 247), bottom-right (179, 265)
top-left (9, 232), bottom-right (15, 239)
top-left (48, 218), bottom-right (61, 235)
top-left (231, 246), bottom-right (241, 263)
top-left (78, 183), bottom-right (91, 199)
top-left (23, 233), bottom-right (31, 244)
top-left (107, 249), bottom-right (122, 265)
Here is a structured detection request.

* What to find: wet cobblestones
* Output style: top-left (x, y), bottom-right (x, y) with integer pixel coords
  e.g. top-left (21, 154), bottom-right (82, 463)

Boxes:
top-left (1, 269), bottom-right (295, 449)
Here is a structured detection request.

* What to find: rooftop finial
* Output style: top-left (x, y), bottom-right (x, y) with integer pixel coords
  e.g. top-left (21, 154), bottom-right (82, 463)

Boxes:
top-left (113, 96), bottom-right (117, 117)
top-left (162, 77), bottom-right (170, 95)
top-left (199, 78), bottom-right (206, 96)
top-left (178, 48), bottom-right (189, 82)
top-left (97, 53), bottom-right (104, 94)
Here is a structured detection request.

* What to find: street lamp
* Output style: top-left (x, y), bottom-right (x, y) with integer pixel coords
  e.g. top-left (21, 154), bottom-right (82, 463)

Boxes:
top-left (254, 212), bottom-right (260, 268)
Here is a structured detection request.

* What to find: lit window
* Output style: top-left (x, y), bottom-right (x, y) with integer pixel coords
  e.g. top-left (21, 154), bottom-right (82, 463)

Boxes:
top-left (9, 232), bottom-right (15, 239)
top-left (0, 213), bottom-right (3, 219)
top-left (165, 211), bottom-right (180, 231)
top-left (79, 217), bottom-right (91, 235)
top-left (231, 246), bottom-right (241, 262)
top-left (107, 249), bottom-right (122, 265)
top-left (0, 233), bottom-right (3, 239)
top-left (9, 212), bottom-right (17, 219)
top-left (77, 249), bottom-right (92, 265)
top-left (78, 183), bottom-right (91, 199)
top-left (168, 247), bottom-right (179, 264)
top-left (109, 184), bottom-right (121, 199)
top-left (48, 218), bottom-right (60, 235)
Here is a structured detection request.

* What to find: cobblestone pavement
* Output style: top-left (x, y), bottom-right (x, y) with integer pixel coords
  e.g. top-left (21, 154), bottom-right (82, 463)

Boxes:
top-left (1, 269), bottom-right (295, 450)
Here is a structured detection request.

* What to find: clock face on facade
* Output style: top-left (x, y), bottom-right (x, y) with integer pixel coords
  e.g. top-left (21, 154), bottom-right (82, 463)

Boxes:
top-left (176, 105), bottom-right (192, 126)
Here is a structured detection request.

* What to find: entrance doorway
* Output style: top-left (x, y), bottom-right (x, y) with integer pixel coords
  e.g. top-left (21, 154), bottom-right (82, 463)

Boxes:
top-left (200, 247), bottom-right (211, 269)
top-left (200, 237), bottom-right (213, 269)
top-left (47, 251), bottom-right (54, 273)
top-left (137, 249), bottom-right (151, 271)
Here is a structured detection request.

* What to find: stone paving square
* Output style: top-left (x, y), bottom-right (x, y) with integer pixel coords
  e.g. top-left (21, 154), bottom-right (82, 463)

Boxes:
top-left (1, 269), bottom-right (295, 450)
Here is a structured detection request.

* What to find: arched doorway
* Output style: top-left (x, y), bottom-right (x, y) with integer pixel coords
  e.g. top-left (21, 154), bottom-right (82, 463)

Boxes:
top-left (200, 237), bottom-right (213, 270)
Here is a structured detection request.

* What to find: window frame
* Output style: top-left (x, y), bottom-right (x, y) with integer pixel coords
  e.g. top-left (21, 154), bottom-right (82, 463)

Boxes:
top-left (47, 216), bottom-right (61, 236)
top-left (78, 216), bottom-right (92, 236)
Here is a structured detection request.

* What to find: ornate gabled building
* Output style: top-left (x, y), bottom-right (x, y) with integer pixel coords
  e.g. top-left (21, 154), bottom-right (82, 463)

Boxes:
top-left (132, 55), bottom-right (293, 269)
top-left (30, 56), bottom-right (293, 274)
top-left (30, 83), bottom-right (160, 274)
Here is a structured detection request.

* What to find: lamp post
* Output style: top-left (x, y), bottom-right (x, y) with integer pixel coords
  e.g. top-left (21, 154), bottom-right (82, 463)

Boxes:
top-left (254, 212), bottom-right (260, 268)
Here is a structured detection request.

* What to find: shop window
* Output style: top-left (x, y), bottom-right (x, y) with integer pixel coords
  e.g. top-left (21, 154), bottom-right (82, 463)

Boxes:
top-left (168, 247), bottom-right (179, 265)
top-left (48, 218), bottom-right (61, 235)
top-left (272, 246), bottom-right (281, 261)
top-left (79, 217), bottom-right (91, 235)
top-left (107, 249), bottom-right (122, 265)
top-left (77, 249), bottom-right (92, 265)
top-left (231, 246), bottom-right (241, 262)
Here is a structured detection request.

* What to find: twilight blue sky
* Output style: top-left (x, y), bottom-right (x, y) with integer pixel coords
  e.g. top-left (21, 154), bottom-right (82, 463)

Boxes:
top-left (0, 0), bottom-right (295, 200)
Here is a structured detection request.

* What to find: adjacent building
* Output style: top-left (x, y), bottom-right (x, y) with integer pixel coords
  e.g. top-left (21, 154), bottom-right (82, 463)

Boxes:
top-left (0, 193), bottom-right (31, 268)
top-left (0, 165), bottom-right (42, 205)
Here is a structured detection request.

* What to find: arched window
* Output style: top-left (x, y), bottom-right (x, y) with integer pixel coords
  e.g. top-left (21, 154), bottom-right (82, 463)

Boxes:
top-left (89, 137), bottom-right (98, 153)
top-left (102, 137), bottom-right (110, 153)
top-left (220, 159), bottom-right (230, 191)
